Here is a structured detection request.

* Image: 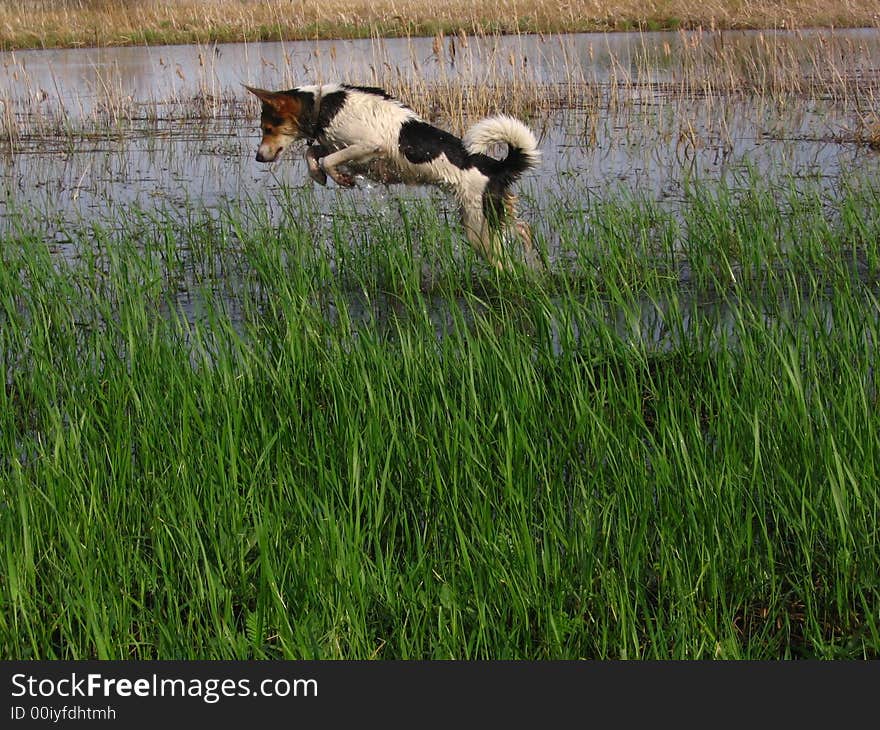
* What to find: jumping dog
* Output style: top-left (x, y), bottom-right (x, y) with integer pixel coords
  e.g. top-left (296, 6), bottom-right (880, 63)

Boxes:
top-left (246, 83), bottom-right (540, 268)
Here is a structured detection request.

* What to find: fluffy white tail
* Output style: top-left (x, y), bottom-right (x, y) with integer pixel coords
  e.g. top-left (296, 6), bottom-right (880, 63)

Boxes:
top-left (463, 115), bottom-right (541, 169)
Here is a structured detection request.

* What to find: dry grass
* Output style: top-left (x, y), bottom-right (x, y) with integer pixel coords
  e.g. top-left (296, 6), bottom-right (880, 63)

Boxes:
top-left (1, 25), bottom-right (878, 147)
top-left (326, 28), bottom-right (880, 129)
top-left (1, 0), bottom-right (879, 50)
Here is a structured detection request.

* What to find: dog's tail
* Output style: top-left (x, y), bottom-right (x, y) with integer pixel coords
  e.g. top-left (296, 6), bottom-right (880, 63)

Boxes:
top-left (463, 114), bottom-right (541, 187)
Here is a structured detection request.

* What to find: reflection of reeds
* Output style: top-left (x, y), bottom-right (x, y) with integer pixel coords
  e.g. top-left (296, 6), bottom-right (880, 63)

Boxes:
top-left (0, 28), bottom-right (878, 149)
top-left (1, 0), bottom-right (879, 49)
top-left (374, 28), bottom-right (880, 125)
top-left (0, 40), bottom-right (242, 144)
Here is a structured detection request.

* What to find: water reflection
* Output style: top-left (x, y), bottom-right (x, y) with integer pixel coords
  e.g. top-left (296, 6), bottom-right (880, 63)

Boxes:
top-left (0, 29), bottom-right (878, 242)
top-left (3, 28), bottom-right (880, 109)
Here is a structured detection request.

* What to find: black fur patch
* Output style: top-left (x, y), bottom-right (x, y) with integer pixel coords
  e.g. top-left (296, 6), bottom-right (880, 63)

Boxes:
top-left (272, 88), bottom-right (349, 141)
top-left (398, 120), bottom-right (471, 168)
top-left (262, 110), bottom-right (289, 129)
top-left (480, 147), bottom-right (531, 189)
top-left (309, 89), bottom-right (347, 140)
top-left (480, 147), bottom-right (533, 227)
top-left (342, 84), bottom-right (394, 100)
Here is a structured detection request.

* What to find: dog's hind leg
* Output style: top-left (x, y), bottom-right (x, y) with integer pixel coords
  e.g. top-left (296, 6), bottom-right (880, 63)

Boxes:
top-left (504, 192), bottom-right (543, 269)
top-left (460, 202), bottom-right (504, 270)
top-left (515, 219), bottom-right (545, 270)
top-left (319, 144), bottom-right (384, 188)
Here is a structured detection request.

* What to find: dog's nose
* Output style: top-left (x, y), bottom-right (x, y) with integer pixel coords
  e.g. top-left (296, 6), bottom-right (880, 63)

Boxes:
top-left (255, 147), bottom-right (280, 163)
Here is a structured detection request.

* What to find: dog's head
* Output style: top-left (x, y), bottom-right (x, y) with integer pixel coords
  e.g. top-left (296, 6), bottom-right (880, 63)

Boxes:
top-left (244, 85), bottom-right (306, 163)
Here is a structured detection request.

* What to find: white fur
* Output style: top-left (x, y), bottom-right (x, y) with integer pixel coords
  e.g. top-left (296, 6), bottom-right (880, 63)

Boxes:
top-left (463, 114), bottom-right (541, 167)
top-left (319, 89), bottom-right (539, 268)
top-left (320, 85), bottom-right (417, 155)
top-left (256, 84), bottom-right (541, 268)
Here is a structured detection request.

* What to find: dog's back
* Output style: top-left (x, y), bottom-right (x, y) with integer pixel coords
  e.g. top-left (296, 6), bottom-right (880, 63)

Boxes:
top-left (314, 85), bottom-right (418, 153)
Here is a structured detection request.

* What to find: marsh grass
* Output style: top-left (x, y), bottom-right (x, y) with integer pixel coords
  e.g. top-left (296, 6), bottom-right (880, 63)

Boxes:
top-left (1, 173), bottom-right (878, 659)
top-left (1, 0), bottom-right (879, 50)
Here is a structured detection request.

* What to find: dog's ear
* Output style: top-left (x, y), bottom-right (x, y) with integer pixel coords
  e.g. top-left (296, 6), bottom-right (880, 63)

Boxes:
top-left (243, 84), bottom-right (275, 103)
top-left (243, 85), bottom-right (300, 116)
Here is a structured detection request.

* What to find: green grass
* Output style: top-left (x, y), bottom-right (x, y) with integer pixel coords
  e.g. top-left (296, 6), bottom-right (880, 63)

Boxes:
top-left (1, 174), bottom-right (878, 659)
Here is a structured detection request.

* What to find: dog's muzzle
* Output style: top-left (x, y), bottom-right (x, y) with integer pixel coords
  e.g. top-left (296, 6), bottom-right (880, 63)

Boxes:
top-left (255, 143), bottom-right (283, 163)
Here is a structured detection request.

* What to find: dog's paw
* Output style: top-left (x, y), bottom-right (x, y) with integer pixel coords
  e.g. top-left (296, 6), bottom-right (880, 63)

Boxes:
top-left (306, 146), bottom-right (329, 186)
top-left (308, 167), bottom-right (328, 186)
top-left (330, 170), bottom-right (356, 188)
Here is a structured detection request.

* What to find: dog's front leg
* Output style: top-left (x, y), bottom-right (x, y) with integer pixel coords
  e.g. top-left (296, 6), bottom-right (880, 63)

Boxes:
top-left (319, 144), bottom-right (383, 188)
top-left (305, 144), bottom-right (329, 186)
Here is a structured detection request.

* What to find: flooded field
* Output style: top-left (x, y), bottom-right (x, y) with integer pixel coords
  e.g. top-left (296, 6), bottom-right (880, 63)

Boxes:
top-left (3, 27), bottom-right (880, 661)
top-left (1, 28), bottom-right (879, 237)
top-left (2, 27), bottom-right (878, 347)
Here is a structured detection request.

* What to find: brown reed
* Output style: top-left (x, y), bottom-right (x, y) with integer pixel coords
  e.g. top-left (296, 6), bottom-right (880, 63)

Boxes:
top-left (0, 26), bottom-right (877, 149)
top-left (1, 0), bottom-right (878, 51)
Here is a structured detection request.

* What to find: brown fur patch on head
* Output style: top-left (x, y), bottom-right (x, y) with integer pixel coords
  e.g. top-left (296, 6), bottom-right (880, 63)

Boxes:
top-left (244, 85), bottom-right (304, 137)
top-left (245, 85), bottom-right (308, 162)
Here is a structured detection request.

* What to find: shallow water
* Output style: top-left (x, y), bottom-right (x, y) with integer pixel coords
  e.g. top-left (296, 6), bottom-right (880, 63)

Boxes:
top-left (1, 29), bottom-right (880, 332)
top-left (4, 28), bottom-right (880, 108)
top-left (2, 29), bottom-right (880, 231)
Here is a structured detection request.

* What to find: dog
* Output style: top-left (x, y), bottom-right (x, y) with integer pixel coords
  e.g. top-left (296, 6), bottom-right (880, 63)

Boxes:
top-left (245, 83), bottom-right (540, 269)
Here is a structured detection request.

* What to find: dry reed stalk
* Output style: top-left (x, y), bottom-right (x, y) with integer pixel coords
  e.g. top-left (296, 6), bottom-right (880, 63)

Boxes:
top-left (362, 28), bottom-right (880, 123)
top-left (0, 26), bottom-right (877, 149)
top-left (0, 0), bottom-right (878, 50)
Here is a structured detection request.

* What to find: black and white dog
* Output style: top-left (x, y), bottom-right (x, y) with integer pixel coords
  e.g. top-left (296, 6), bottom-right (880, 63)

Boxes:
top-left (246, 83), bottom-right (540, 268)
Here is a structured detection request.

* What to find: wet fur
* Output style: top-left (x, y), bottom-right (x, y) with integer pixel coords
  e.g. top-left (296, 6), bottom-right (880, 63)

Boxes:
top-left (245, 83), bottom-right (540, 269)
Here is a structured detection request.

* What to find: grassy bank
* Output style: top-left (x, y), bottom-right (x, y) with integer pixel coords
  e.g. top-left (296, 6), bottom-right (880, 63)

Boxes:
top-left (1, 0), bottom-right (879, 50)
top-left (1, 174), bottom-right (878, 659)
